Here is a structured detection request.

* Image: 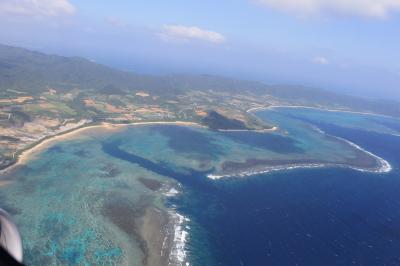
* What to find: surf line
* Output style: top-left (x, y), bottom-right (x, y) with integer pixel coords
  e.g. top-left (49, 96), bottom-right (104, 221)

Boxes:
top-left (208, 125), bottom-right (392, 179)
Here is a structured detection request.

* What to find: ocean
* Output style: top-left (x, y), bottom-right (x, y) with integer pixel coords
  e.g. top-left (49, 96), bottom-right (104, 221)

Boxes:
top-left (174, 121), bottom-right (400, 265)
top-left (0, 108), bottom-right (399, 265)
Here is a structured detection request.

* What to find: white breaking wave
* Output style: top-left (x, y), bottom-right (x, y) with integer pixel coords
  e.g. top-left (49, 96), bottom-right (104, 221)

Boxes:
top-left (164, 187), bottom-right (180, 197)
top-left (161, 184), bottom-right (191, 266)
top-left (335, 135), bottom-right (392, 173)
top-left (208, 125), bottom-right (392, 180)
top-left (168, 211), bottom-right (190, 266)
top-left (208, 163), bottom-right (327, 179)
top-left (249, 105), bottom-right (400, 138)
top-left (310, 124), bottom-right (392, 173)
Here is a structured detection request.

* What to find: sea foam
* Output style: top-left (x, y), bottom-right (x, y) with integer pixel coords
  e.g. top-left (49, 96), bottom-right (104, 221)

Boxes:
top-left (162, 184), bottom-right (191, 266)
top-left (208, 125), bottom-right (392, 180)
top-left (313, 125), bottom-right (392, 173)
top-left (168, 211), bottom-right (190, 266)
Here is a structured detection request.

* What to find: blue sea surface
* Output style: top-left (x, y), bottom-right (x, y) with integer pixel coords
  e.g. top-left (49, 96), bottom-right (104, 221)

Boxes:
top-left (1, 109), bottom-right (399, 265)
top-left (172, 112), bottom-right (400, 265)
top-left (99, 110), bottom-right (400, 265)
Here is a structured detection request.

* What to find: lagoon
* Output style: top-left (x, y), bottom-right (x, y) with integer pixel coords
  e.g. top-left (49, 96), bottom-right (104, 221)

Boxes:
top-left (0, 108), bottom-right (397, 265)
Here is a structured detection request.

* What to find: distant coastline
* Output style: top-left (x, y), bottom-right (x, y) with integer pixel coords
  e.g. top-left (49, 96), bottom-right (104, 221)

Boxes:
top-left (0, 120), bottom-right (197, 266)
top-left (208, 131), bottom-right (392, 180)
top-left (2, 104), bottom-right (396, 177)
top-left (0, 113), bottom-right (280, 175)
top-left (0, 105), bottom-right (394, 266)
top-left (206, 106), bottom-right (394, 179)
top-left (247, 104), bottom-right (399, 119)
top-left (0, 105), bottom-right (372, 175)
top-left (0, 120), bottom-right (205, 175)
top-left (0, 105), bottom-right (396, 179)
top-left (249, 104), bottom-right (400, 138)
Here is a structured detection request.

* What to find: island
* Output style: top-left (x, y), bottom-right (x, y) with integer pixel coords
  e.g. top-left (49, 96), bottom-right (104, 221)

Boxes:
top-left (0, 44), bottom-right (398, 266)
top-left (1, 44), bottom-right (400, 173)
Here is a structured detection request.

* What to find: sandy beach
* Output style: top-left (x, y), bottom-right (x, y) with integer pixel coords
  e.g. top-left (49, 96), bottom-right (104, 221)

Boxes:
top-left (1, 117), bottom-right (282, 176)
top-left (0, 120), bottom-right (205, 176)
top-left (0, 119), bottom-right (197, 266)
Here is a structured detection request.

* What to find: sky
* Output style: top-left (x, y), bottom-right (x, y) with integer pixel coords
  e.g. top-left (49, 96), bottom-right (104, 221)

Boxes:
top-left (0, 0), bottom-right (399, 100)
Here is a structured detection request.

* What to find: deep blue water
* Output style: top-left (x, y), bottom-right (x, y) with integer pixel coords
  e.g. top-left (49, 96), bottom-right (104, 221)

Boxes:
top-left (101, 121), bottom-right (400, 265)
top-left (174, 123), bottom-right (400, 266)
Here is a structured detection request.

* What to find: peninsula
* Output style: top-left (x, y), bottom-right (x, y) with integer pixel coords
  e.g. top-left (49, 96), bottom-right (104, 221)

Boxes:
top-left (1, 44), bottom-right (400, 172)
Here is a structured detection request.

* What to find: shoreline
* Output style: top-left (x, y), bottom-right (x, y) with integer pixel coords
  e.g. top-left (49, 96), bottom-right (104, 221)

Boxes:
top-left (0, 116), bottom-right (280, 176)
top-left (208, 156), bottom-right (392, 180)
top-left (2, 105), bottom-right (394, 179)
top-left (247, 104), bottom-right (400, 119)
top-left (2, 104), bottom-right (323, 176)
top-left (0, 120), bottom-right (196, 265)
top-left (0, 120), bottom-right (205, 176)
top-left (161, 184), bottom-right (190, 266)
top-left (2, 103), bottom-right (397, 176)
top-left (208, 123), bottom-right (392, 180)
top-left (0, 106), bottom-right (394, 265)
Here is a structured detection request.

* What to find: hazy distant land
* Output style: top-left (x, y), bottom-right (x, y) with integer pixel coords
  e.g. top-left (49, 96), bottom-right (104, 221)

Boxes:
top-left (1, 44), bottom-right (399, 266)
top-left (1, 44), bottom-right (400, 172)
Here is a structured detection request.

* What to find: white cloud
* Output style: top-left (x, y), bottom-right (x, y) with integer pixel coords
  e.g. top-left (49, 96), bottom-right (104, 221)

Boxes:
top-left (254, 0), bottom-right (400, 18)
top-left (312, 56), bottom-right (329, 65)
top-left (159, 24), bottom-right (226, 44)
top-left (0, 0), bottom-right (75, 17)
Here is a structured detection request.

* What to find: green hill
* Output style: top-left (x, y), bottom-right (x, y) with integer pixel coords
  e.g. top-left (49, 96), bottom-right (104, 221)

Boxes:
top-left (0, 43), bottom-right (399, 117)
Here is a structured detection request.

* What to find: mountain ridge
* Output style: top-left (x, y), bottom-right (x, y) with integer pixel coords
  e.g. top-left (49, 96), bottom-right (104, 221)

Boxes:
top-left (0, 43), bottom-right (399, 117)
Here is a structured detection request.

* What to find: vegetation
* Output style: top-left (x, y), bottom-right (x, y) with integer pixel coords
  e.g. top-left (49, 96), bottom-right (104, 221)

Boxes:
top-left (0, 43), bottom-right (399, 170)
top-left (202, 111), bottom-right (248, 130)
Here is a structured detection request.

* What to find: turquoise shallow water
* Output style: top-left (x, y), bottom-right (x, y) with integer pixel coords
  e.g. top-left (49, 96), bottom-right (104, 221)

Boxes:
top-left (269, 107), bottom-right (400, 136)
top-left (0, 109), bottom-right (392, 265)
